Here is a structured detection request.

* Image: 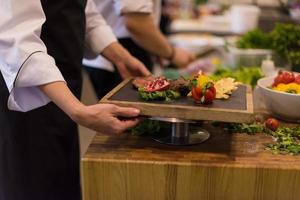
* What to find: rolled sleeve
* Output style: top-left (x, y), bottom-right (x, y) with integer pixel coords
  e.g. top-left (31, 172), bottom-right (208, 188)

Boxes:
top-left (85, 0), bottom-right (117, 54)
top-left (113, 0), bottom-right (153, 15)
top-left (8, 52), bottom-right (65, 112)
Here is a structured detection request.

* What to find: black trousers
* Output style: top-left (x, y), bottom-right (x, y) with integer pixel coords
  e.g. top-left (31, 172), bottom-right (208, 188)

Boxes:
top-left (0, 73), bottom-right (81, 200)
top-left (85, 38), bottom-right (153, 99)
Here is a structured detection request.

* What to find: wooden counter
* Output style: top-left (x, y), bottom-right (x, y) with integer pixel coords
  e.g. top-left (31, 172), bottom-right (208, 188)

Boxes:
top-left (81, 124), bottom-right (300, 200)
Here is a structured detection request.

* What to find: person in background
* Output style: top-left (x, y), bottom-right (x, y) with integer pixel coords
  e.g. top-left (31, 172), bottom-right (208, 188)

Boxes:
top-left (0, 0), bottom-right (150, 199)
top-left (83, 0), bottom-right (195, 98)
top-left (160, 0), bottom-right (172, 35)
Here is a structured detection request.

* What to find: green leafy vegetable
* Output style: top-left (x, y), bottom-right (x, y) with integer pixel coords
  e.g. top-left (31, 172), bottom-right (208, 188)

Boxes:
top-left (271, 23), bottom-right (300, 67)
top-left (236, 28), bottom-right (273, 49)
top-left (227, 123), bottom-right (265, 135)
top-left (210, 66), bottom-right (263, 87)
top-left (234, 23), bottom-right (300, 70)
top-left (138, 88), bottom-right (181, 101)
top-left (265, 127), bottom-right (300, 155)
top-left (190, 78), bottom-right (198, 88)
top-left (226, 122), bottom-right (300, 155)
top-left (130, 119), bottom-right (166, 136)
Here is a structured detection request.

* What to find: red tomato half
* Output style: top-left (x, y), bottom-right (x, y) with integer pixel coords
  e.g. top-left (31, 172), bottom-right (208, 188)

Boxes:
top-left (209, 86), bottom-right (216, 99)
top-left (202, 89), bottom-right (214, 104)
top-left (191, 87), bottom-right (202, 101)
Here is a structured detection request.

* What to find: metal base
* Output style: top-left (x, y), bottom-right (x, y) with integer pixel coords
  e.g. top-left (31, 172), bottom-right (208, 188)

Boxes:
top-left (151, 118), bottom-right (210, 146)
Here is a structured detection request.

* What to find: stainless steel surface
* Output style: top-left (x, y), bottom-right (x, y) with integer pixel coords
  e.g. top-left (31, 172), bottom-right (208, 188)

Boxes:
top-left (150, 117), bottom-right (196, 123)
top-left (153, 125), bottom-right (210, 146)
top-left (152, 118), bottom-right (210, 145)
top-left (172, 122), bottom-right (189, 138)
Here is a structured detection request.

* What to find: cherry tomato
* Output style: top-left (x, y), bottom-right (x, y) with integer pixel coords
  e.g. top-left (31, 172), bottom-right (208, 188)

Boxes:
top-left (265, 118), bottom-right (279, 131)
top-left (191, 87), bottom-right (202, 101)
top-left (295, 74), bottom-right (300, 85)
top-left (209, 86), bottom-right (216, 99)
top-left (281, 71), bottom-right (295, 84)
top-left (202, 89), bottom-right (214, 104)
top-left (272, 74), bottom-right (284, 87)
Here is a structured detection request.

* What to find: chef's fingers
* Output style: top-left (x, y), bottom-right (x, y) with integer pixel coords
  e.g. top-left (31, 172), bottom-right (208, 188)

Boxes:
top-left (115, 62), bottom-right (131, 79)
top-left (113, 106), bottom-right (140, 118)
top-left (115, 118), bottom-right (141, 134)
top-left (137, 64), bottom-right (151, 77)
top-left (129, 57), bottom-right (151, 77)
top-left (158, 57), bottom-right (164, 69)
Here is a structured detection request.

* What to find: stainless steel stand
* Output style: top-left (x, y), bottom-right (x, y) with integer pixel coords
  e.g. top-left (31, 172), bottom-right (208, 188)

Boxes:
top-left (151, 117), bottom-right (210, 146)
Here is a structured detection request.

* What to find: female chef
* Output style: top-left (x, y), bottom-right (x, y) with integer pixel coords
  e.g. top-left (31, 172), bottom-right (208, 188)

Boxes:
top-left (0, 0), bottom-right (150, 199)
top-left (83, 0), bottom-right (195, 98)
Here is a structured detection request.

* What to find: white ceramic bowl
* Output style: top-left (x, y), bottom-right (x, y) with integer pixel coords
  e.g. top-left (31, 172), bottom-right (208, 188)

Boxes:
top-left (257, 76), bottom-right (300, 122)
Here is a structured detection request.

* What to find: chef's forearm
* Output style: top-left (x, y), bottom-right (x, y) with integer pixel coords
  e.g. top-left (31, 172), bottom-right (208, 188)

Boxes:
top-left (39, 82), bottom-right (84, 120)
top-left (101, 42), bottom-right (130, 64)
top-left (124, 13), bottom-right (173, 59)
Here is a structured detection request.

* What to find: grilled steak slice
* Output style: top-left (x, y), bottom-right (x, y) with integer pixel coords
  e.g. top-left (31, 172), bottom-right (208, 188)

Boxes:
top-left (169, 77), bottom-right (190, 96)
top-left (132, 76), bottom-right (155, 89)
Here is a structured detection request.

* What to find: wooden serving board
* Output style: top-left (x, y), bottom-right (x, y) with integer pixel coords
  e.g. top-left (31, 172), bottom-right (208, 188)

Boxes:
top-left (100, 78), bottom-right (254, 123)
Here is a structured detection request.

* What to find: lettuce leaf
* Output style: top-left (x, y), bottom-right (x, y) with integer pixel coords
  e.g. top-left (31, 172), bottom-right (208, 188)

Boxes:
top-left (138, 88), bottom-right (181, 101)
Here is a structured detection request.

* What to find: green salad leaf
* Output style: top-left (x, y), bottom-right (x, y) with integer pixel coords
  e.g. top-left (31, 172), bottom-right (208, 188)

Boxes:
top-left (210, 66), bottom-right (263, 88)
top-left (138, 88), bottom-right (181, 101)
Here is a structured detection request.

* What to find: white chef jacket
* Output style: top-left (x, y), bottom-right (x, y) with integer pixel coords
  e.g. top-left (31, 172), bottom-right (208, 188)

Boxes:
top-left (83, 0), bottom-right (161, 72)
top-left (0, 0), bottom-right (117, 112)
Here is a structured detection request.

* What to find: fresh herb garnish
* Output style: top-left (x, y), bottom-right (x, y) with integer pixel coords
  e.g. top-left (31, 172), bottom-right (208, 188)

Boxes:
top-left (190, 78), bottom-right (198, 88)
top-left (227, 123), bottom-right (265, 135)
top-left (227, 123), bottom-right (300, 155)
top-left (265, 127), bottom-right (300, 155)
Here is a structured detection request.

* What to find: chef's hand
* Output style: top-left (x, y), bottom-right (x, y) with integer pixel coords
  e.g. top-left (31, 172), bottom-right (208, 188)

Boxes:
top-left (73, 104), bottom-right (141, 134)
top-left (170, 47), bottom-right (195, 69)
top-left (102, 42), bottom-right (151, 79)
top-left (39, 82), bottom-right (141, 135)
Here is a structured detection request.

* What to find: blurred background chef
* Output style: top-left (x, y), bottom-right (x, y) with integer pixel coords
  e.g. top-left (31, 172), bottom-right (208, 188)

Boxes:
top-left (83, 0), bottom-right (195, 98)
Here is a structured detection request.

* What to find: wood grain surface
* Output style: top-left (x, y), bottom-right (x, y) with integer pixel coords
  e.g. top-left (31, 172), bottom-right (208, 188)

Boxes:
top-left (81, 123), bottom-right (300, 200)
top-left (100, 79), bottom-right (254, 123)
